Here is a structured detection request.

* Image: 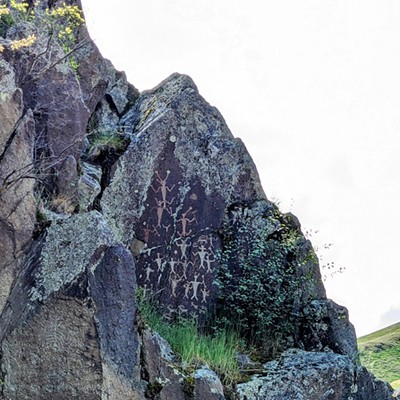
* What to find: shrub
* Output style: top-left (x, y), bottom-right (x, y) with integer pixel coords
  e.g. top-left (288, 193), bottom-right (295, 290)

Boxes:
top-left (215, 207), bottom-right (311, 359)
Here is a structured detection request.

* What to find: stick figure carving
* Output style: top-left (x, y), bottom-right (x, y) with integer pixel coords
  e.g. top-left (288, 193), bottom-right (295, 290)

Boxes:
top-left (169, 258), bottom-right (179, 274)
top-left (180, 259), bottom-right (193, 279)
top-left (176, 237), bottom-right (191, 259)
top-left (155, 252), bottom-right (163, 272)
top-left (145, 264), bottom-right (154, 282)
top-left (177, 206), bottom-right (197, 237)
top-left (194, 244), bottom-right (209, 270)
top-left (191, 273), bottom-right (202, 301)
top-left (204, 253), bottom-right (215, 273)
top-left (169, 273), bottom-right (182, 297)
top-left (143, 224), bottom-right (159, 242)
top-left (201, 285), bottom-right (210, 303)
top-left (151, 170), bottom-right (175, 205)
top-left (183, 282), bottom-right (191, 299)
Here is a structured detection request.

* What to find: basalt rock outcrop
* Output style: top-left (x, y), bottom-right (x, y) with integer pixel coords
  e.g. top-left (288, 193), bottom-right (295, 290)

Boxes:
top-left (0, 1), bottom-right (397, 399)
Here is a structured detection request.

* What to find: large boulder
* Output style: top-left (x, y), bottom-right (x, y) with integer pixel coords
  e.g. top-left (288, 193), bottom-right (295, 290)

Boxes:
top-left (0, 213), bottom-right (142, 400)
top-left (236, 349), bottom-right (397, 400)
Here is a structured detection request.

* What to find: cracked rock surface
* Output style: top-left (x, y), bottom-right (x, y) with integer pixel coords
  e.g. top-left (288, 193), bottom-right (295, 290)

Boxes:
top-left (0, 1), bottom-right (397, 399)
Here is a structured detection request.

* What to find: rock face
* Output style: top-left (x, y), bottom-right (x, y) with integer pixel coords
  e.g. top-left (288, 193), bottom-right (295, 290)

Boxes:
top-left (0, 1), bottom-right (397, 399)
top-left (236, 349), bottom-right (395, 400)
top-left (102, 73), bottom-right (267, 318)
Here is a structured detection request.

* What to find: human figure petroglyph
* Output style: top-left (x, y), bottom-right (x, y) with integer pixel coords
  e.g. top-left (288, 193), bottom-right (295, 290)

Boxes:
top-left (201, 286), bottom-right (210, 303)
top-left (180, 259), bottom-right (193, 279)
top-left (204, 253), bottom-right (215, 273)
top-left (183, 282), bottom-right (191, 299)
top-left (155, 198), bottom-right (168, 227)
top-left (145, 264), bottom-right (154, 282)
top-left (155, 252), bottom-right (163, 272)
top-left (142, 223), bottom-right (159, 242)
top-left (177, 206), bottom-right (197, 236)
top-left (176, 237), bottom-right (191, 259)
top-left (191, 273), bottom-right (202, 300)
top-left (194, 244), bottom-right (209, 269)
top-left (151, 170), bottom-right (175, 205)
top-left (196, 233), bottom-right (217, 248)
top-left (169, 258), bottom-right (179, 274)
top-left (169, 273), bottom-right (182, 297)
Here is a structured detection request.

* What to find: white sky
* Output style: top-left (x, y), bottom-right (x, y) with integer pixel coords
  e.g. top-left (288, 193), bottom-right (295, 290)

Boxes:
top-left (82, 0), bottom-right (400, 337)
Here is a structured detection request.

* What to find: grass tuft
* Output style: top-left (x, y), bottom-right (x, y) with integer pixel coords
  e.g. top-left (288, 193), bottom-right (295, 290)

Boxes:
top-left (138, 290), bottom-right (241, 385)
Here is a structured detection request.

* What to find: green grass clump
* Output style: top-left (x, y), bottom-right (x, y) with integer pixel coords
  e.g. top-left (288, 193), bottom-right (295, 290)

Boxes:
top-left (138, 291), bottom-right (241, 384)
top-left (358, 322), bottom-right (400, 387)
top-left (89, 131), bottom-right (128, 152)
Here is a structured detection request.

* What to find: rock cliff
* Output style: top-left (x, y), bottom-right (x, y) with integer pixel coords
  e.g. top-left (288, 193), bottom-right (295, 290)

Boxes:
top-left (0, 1), bottom-right (397, 399)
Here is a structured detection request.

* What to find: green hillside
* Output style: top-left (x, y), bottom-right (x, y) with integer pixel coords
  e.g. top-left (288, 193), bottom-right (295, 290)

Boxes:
top-left (358, 322), bottom-right (400, 388)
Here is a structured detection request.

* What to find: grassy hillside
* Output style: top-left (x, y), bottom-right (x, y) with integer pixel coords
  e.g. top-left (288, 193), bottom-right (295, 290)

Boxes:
top-left (358, 322), bottom-right (400, 388)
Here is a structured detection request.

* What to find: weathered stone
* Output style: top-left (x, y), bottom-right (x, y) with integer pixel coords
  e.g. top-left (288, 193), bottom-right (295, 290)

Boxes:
top-left (102, 73), bottom-right (266, 317)
top-left (0, 110), bottom-right (36, 314)
top-left (235, 349), bottom-right (397, 400)
top-left (0, 213), bottom-right (143, 399)
top-left (78, 162), bottom-right (102, 211)
top-left (141, 328), bottom-right (186, 400)
top-left (0, 59), bottom-right (23, 155)
top-left (193, 367), bottom-right (225, 400)
top-left (89, 245), bottom-right (142, 400)
top-left (2, 297), bottom-right (103, 400)
top-left (104, 59), bottom-right (140, 116)
top-left (301, 299), bottom-right (358, 359)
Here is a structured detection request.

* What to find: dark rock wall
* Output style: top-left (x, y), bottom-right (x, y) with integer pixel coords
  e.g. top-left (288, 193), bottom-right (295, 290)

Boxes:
top-left (0, 1), bottom-right (397, 399)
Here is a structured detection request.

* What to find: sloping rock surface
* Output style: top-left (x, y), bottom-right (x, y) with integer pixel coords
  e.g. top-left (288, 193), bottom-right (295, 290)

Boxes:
top-left (236, 349), bottom-right (395, 400)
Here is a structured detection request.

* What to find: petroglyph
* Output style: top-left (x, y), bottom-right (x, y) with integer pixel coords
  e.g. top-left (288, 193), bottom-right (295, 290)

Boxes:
top-left (169, 258), bottom-right (179, 274)
top-left (180, 259), bottom-right (193, 279)
top-left (204, 254), bottom-right (215, 273)
top-left (142, 223), bottom-right (159, 242)
top-left (194, 244), bottom-right (209, 270)
top-left (170, 273), bottom-right (183, 297)
top-left (177, 206), bottom-right (197, 236)
top-left (190, 273), bottom-right (202, 300)
top-left (145, 264), bottom-right (154, 282)
top-left (183, 282), bottom-right (191, 299)
top-left (176, 237), bottom-right (191, 260)
top-left (201, 286), bottom-right (210, 303)
top-left (151, 170), bottom-right (175, 206)
top-left (155, 252), bottom-right (163, 272)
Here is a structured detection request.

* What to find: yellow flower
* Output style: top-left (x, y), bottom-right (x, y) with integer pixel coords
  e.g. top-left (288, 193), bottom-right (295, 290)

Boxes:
top-left (0, 44), bottom-right (4, 53)
top-left (10, 34), bottom-right (36, 50)
top-left (0, 7), bottom-right (10, 16)
top-left (10, 0), bottom-right (29, 13)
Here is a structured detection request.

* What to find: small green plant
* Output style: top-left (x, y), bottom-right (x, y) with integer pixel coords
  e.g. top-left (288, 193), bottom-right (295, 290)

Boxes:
top-left (137, 289), bottom-right (241, 385)
top-left (87, 130), bottom-right (129, 159)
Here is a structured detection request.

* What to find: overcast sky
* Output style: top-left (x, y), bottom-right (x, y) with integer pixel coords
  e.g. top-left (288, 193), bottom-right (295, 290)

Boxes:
top-left (82, 0), bottom-right (400, 337)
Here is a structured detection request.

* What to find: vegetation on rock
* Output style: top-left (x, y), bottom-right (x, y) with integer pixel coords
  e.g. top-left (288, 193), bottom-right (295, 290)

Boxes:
top-left (138, 289), bottom-right (242, 385)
